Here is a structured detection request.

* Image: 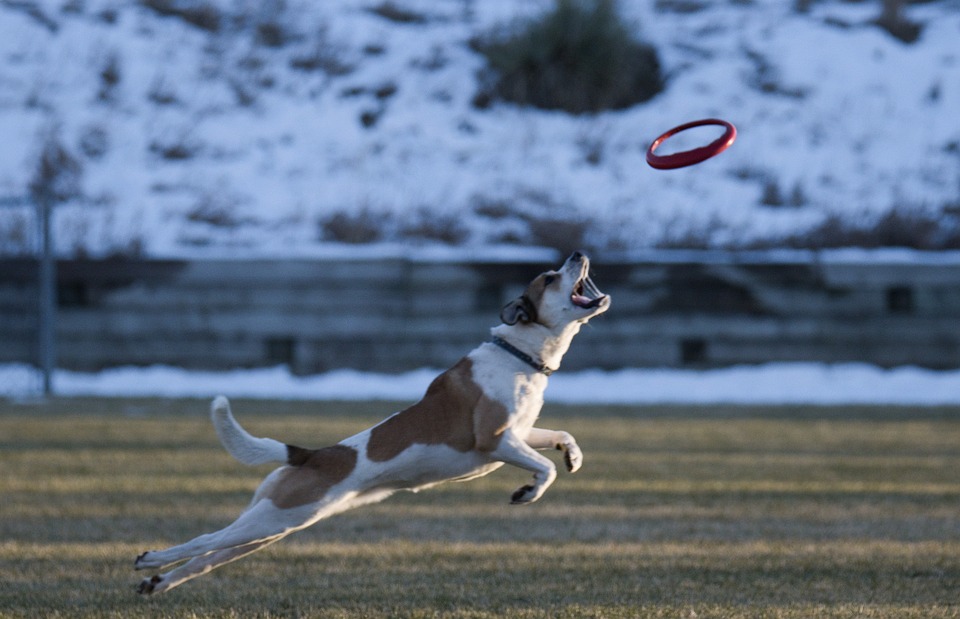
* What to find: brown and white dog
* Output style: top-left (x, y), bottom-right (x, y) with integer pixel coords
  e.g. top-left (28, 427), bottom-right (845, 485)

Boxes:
top-left (135, 251), bottom-right (610, 595)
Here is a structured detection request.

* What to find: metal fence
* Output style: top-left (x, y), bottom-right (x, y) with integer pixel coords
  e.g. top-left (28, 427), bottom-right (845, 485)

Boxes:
top-left (5, 251), bottom-right (960, 377)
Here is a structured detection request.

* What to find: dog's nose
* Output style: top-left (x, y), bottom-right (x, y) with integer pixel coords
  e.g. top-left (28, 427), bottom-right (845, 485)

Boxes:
top-left (569, 251), bottom-right (584, 262)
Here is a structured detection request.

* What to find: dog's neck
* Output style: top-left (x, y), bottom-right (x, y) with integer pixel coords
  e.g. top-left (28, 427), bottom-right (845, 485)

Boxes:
top-left (489, 321), bottom-right (584, 373)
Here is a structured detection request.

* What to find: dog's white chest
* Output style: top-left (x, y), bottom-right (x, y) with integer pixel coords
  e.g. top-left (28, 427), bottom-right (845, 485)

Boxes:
top-left (510, 375), bottom-right (546, 434)
top-left (468, 346), bottom-right (547, 437)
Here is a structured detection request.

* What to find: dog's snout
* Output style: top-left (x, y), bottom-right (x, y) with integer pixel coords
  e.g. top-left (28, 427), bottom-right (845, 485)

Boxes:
top-left (569, 251), bottom-right (584, 262)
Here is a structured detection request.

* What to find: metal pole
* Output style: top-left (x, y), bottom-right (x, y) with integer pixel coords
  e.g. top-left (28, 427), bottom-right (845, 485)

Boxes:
top-left (38, 193), bottom-right (55, 397)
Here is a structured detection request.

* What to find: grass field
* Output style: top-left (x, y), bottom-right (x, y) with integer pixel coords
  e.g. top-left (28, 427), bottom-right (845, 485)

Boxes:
top-left (1, 397), bottom-right (959, 618)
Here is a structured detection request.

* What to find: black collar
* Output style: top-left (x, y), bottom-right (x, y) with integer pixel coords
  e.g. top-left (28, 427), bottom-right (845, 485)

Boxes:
top-left (491, 337), bottom-right (554, 376)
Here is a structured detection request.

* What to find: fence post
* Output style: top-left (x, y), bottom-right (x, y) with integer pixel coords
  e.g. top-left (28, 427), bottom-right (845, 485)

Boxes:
top-left (1, 195), bottom-right (54, 396)
top-left (37, 193), bottom-right (55, 397)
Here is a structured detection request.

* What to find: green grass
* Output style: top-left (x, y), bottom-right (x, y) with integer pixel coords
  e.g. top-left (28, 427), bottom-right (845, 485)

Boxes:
top-left (1, 398), bottom-right (959, 617)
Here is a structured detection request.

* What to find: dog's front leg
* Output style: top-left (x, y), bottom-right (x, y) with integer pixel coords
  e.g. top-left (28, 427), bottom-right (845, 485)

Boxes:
top-left (489, 430), bottom-right (557, 505)
top-left (525, 427), bottom-right (582, 473)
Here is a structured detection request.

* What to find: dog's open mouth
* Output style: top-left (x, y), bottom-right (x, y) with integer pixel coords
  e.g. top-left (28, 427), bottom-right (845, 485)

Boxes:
top-left (571, 274), bottom-right (607, 309)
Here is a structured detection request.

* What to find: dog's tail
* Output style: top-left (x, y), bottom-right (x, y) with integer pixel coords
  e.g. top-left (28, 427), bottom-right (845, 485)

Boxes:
top-left (211, 396), bottom-right (290, 465)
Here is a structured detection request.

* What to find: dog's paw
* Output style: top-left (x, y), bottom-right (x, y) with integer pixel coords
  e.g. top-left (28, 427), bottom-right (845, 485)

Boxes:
top-left (510, 484), bottom-right (539, 505)
top-left (556, 434), bottom-right (582, 473)
top-left (560, 443), bottom-right (582, 473)
top-left (134, 551), bottom-right (159, 571)
top-left (137, 575), bottom-right (163, 596)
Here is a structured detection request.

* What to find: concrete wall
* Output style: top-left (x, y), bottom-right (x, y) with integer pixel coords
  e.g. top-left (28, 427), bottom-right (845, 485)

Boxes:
top-left (3, 252), bottom-right (960, 373)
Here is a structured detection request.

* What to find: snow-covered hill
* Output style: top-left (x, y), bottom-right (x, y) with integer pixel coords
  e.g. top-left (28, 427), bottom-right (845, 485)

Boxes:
top-left (1, 0), bottom-right (958, 258)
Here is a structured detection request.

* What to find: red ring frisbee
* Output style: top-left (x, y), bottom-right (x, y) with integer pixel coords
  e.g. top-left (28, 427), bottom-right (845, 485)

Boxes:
top-left (646, 118), bottom-right (737, 170)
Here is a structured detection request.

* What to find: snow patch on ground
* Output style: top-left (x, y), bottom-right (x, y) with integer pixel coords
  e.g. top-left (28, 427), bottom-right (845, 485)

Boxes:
top-left (4, 362), bottom-right (960, 406)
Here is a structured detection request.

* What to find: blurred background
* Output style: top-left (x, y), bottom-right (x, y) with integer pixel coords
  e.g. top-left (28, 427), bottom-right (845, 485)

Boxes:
top-left (1, 0), bottom-right (959, 396)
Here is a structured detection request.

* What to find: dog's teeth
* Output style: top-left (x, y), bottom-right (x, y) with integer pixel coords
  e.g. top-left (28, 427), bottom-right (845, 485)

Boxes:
top-left (584, 277), bottom-right (602, 298)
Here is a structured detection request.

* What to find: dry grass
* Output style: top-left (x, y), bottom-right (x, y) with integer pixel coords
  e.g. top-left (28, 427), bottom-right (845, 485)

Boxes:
top-left (1, 398), bottom-right (959, 617)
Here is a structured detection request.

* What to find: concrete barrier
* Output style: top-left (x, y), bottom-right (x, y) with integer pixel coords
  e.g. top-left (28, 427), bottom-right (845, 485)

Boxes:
top-left (3, 250), bottom-right (960, 373)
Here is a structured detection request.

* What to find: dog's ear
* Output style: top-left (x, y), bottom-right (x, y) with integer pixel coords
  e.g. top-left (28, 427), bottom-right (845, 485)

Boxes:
top-left (500, 295), bottom-right (537, 325)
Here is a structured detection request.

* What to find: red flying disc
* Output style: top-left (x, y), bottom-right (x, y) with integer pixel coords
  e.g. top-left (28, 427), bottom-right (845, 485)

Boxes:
top-left (646, 118), bottom-right (737, 170)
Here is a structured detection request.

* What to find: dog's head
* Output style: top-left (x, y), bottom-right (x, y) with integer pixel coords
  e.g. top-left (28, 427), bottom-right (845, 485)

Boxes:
top-left (500, 251), bottom-right (611, 329)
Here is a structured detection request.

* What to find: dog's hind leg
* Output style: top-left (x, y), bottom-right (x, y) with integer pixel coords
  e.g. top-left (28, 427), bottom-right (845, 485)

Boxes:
top-left (137, 537), bottom-right (281, 595)
top-left (135, 496), bottom-right (316, 572)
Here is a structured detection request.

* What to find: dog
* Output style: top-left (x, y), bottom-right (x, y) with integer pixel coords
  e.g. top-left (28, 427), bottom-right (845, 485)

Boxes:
top-left (134, 251), bottom-right (610, 595)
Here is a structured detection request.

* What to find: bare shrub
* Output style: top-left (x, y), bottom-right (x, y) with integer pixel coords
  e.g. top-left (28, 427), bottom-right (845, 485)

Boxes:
top-left (655, 0), bottom-right (708, 13)
top-left (97, 52), bottom-right (121, 103)
top-left (873, 0), bottom-right (922, 44)
top-left (149, 137), bottom-right (199, 160)
top-left (772, 208), bottom-right (960, 250)
top-left (742, 46), bottom-right (808, 99)
top-left (472, 0), bottom-right (663, 114)
top-left (185, 192), bottom-right (248, 229)
top-left (368, 2), bottom-right (428, 24)
top-left (289, 22), bottom-right (355, 76)
top-left (759, 180), bottom-right (807, 209)
top-left (399, 208), bottom-right (469, 245)
top-left (139, 0), bottom-right (221, 32)
top-left (318, 208), bottom-right (391, 244)
top-left (147, 76), bottom-right (179, 106)
top-left (470, 191), bottom-right (598, 253)
top-left (255, 21), bottom-right (286, 48)
top-left (78, 125), bottom-right (109, 159)
top-left (30, 129), bottom-right (83, 204)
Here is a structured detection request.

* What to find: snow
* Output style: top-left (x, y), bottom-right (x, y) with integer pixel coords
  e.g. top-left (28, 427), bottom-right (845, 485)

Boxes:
top-left (3, 362), bottom-right (960, 406)
top-left (1, 0), bottom-right (958, 257)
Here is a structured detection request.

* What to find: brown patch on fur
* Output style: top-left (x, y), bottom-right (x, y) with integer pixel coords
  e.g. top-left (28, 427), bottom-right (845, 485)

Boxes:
top-left (268, 445), bottom-right (358, 509)
top-left (501, 273), bottom-right (553, 325)
top-left (366, 358), bottom-right (510, 461)
top-left (524, 273), bottom-right (551, 308)
top-left (473, 395), bottom-right (511, 453)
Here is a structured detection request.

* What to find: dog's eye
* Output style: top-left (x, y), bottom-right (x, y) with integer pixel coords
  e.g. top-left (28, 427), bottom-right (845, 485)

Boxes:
top-left (544, 275), bottom-right (555, 285)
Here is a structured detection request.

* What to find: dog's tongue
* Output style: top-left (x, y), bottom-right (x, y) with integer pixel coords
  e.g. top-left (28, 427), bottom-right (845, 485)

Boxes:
top-left (572, 294), bottom-right (592, 307)
top-left (572, 293), bottom-right (605, 309)
top-left (572, 275), bottom-right (605, 308)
